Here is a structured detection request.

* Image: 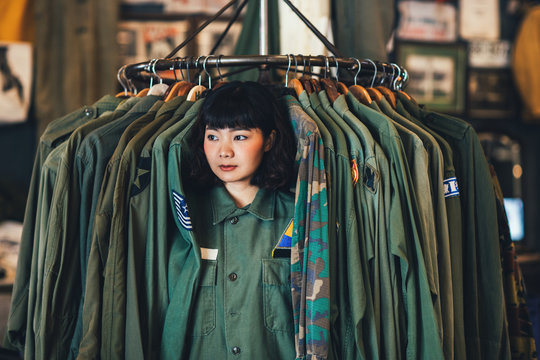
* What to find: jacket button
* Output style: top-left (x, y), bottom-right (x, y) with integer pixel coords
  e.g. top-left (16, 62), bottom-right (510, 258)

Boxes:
top-left (228, 272), bottom-right (238, 281)
top-left (83, 107), bottom-right (94, 117)
top-left (232, 346), bottom-right (241, 355)
top-left (230, 216), bottom-right (239, 225)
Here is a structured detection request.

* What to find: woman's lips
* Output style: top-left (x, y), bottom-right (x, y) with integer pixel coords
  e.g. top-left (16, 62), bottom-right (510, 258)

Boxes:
top-left (219, 165), bottom-right (237, 171)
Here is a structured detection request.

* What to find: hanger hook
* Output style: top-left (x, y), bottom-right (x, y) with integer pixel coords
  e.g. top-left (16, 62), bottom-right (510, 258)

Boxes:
top-left (390, 63), bottom-right (396, 87)
top-left (285, 54), bottom-right (292, 86)
top-left (302, 55), bottom-right (306, 77)
top-left (330, 56), bottom-right (339, 82)
top-left (186, 57), bottom-right (191, 83)
top-left (152, 59), bottom-right (162, 84)
top-left (217, 55), bottom-right (224, 82)
top-left (195, 56), bottom-right (204, 86)
top-left (391, 63), bottom-right (401, 91)
top-left (171, 60), bottom-right (178, 82)
top-left (366, 59), bottom-right (377, 87)
top-left (324, 56), bottom-right (329, 79)
top-left (293, 54), bottom-right (298, 79)
top-left (117, 65), bottom-right (128, 96)
top-left (307, 55), bottom-right (312, 78)
top-left (351, 58), bottom-right (361, 86)
top-left (148, 59), bottom-right (157, 88)
top-left (401, 68), bottom-right (408, 90)
top-left (203, 55), bottom-right (212, 89)
top-left (123, 66), bottom-right (137, 94)
top-left (178, 58), bottom-right (185, 81)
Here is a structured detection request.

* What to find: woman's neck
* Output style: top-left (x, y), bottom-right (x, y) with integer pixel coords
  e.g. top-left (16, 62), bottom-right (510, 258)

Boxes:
top-left (224, 183), bottom-right (260, 208)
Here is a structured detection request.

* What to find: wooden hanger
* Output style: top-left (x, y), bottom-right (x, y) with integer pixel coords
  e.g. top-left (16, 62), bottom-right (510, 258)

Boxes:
top-left (376, 86), bottom-right (397, 109)
top-left (136, 88), bottom-right (149, 97)
top-left (348, 57), bottom-right (373, 105)
top-left (187, 84), bottom-right (206, 101)
top-left (310, 78), bottom-right (321, 93)
top-left (164, 81), bottom-right (187, 102)
top-left (366, 87), bottom-right (383, 103)
top-left (300, 78), bottom-right (313, 95)
top-left (349, 85), bottom-right (372, 106)
top-left (288, 79), bottom-right (304, 97)
top-left (398, 90), bottom-right (418, 105)
top-left (115, 91), bottom-right (134, 98)
top-left (178, 82), bottom-right (196, 97)
top-left (325, 56), bottom-right (348, 96)
top-left (337, 82), bottom-right (348, 95)
top-left (320, 78), bottom-right (339, 103)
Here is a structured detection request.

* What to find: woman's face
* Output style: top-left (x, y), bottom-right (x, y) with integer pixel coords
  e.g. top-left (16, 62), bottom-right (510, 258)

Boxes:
top-left (203, 126), bottom-right (273, 189)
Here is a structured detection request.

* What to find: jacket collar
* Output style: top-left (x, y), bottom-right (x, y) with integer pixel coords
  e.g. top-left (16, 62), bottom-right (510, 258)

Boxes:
top-left (211, 186), bottom-right (275, 224)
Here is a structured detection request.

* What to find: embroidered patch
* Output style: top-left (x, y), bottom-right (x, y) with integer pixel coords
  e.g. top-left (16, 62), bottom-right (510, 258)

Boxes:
top-left (351, 160), bottom-right (359, 187)
top-left (130, 156), bottom-right (151, 197)
top-left (444, 177), bottom-right (460, 198)
top-left (272, 218), bottom-right (293, 258)
top-left (363, 164), bottom-right (379, 193)
top-left (172, 190), bottom-right (192, 231)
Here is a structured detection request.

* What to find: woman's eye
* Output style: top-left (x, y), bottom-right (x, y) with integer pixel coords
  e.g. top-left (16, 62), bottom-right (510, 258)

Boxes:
top-left (206, 134), bottom-right (218, 141)
top-left (234, 135), bottom-right (248, 140)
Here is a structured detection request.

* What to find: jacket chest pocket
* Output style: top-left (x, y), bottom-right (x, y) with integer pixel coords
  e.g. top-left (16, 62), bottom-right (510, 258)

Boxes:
top-left (191, 260), bottom-right (217, 336)
top-left (262, 259), bottom-right (294, 333)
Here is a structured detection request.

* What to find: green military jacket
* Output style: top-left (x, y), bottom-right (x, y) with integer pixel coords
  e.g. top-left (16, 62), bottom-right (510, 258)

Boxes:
top-left (396, 94), bottom-right (466, 359)
top-left (346, 93), bottom-right (444, 360)
top-left (165, 186), bottom-right (296, 359)
top-left (7, 95), bottom-right (121, 353)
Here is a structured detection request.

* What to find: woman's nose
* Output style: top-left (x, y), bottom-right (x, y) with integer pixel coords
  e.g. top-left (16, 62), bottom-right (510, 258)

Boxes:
top-left (219, 145), bottom-right (233, 158)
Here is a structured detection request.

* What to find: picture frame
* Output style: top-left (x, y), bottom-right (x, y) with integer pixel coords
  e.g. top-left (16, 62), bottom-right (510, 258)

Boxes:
top-left (395, 41), bottom-right (467, 114)
top-left (467, 69), bottom-right (519, 119)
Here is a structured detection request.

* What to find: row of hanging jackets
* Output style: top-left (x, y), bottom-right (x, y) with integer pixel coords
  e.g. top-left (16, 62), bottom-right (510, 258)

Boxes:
top-left (4, 66), bottom-right (536, 360)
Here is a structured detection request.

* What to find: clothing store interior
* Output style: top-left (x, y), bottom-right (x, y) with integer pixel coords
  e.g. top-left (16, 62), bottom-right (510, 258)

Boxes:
top-left (0, 0), bottom-right (539, 359)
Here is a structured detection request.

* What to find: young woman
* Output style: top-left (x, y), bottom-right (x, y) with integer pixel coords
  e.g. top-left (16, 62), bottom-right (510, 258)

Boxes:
top-left (184, 81), bottom-right (297, 359)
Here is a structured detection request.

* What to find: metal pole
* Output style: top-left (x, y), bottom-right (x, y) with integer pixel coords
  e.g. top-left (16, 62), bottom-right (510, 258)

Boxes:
top-left (260, 0), bottom-right (268, 55)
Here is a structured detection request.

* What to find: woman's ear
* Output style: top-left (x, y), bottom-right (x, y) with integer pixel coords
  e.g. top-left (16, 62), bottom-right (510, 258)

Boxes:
top-left (264, 130), bottom-right (276, 152)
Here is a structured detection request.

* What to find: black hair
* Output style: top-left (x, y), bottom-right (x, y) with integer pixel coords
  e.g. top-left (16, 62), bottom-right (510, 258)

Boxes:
top-left (188, 81), bottom-right (296, 191)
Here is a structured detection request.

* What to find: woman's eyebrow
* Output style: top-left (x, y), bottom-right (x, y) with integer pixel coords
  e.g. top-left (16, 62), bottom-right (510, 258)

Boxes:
top-left (205, 126), bottom-right (252, 131)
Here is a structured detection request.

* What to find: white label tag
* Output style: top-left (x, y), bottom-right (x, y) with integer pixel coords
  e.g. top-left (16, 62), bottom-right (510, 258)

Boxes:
top-left (201, 248), bottom-right (218, 260)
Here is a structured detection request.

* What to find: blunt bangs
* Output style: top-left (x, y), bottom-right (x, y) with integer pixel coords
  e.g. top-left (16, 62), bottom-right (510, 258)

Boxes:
top-left (199, 81), bottom-right (275, 136)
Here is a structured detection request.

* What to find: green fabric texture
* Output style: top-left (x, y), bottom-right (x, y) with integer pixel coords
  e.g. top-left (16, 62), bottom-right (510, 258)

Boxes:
top-left (144, 99), bottom-right (203, 358)
top-left (333, 94), bottom-right (399, 359)
top-left (346, 93), bottom-right (444, 360)
top-left (331, 0), bottom-right (394, 82)
top-left (418, 110), bottom-right (511, 360)
top-left (77, 96), bottom-right (161, 360)
top-left (99, 100), bottom-right (164, 360)
top-left (318, 90), bottom-right (380, 360)
top-left (34, 0), bottom-right (120, 138)
top-left (377, 98), bottom-right (442, 342)
top-left (120, 95), bottom-right (187, 360)
top-left (127, 97), bottom-right (194, 360)
top-left (281, 95), bottom-right (330, 360)
top-left (5, 95), bottom-right (122, 355)
top-left (232, 0), bottom-right (280, 81)
top-left (396, 94), bottom-right (466, 360)
top-left (311, 91), bottom-right (368, 359)
top-left (167, 186), bottom-right (296, 359)
top-left (392, 96), bottom-right (455, 360)
top-left (70, 97), bottom-right (141, 359)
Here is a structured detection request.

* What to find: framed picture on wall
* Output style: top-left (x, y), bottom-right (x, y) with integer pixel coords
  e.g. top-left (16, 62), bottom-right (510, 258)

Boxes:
top-left (396, 41), bottom-right (467, 114)
top-left (0, 42), bottom-right (32, 124)
top-left (118, 21), bottom-right (189, 66)
top-left (468, 69), bottom-right (519, 119)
